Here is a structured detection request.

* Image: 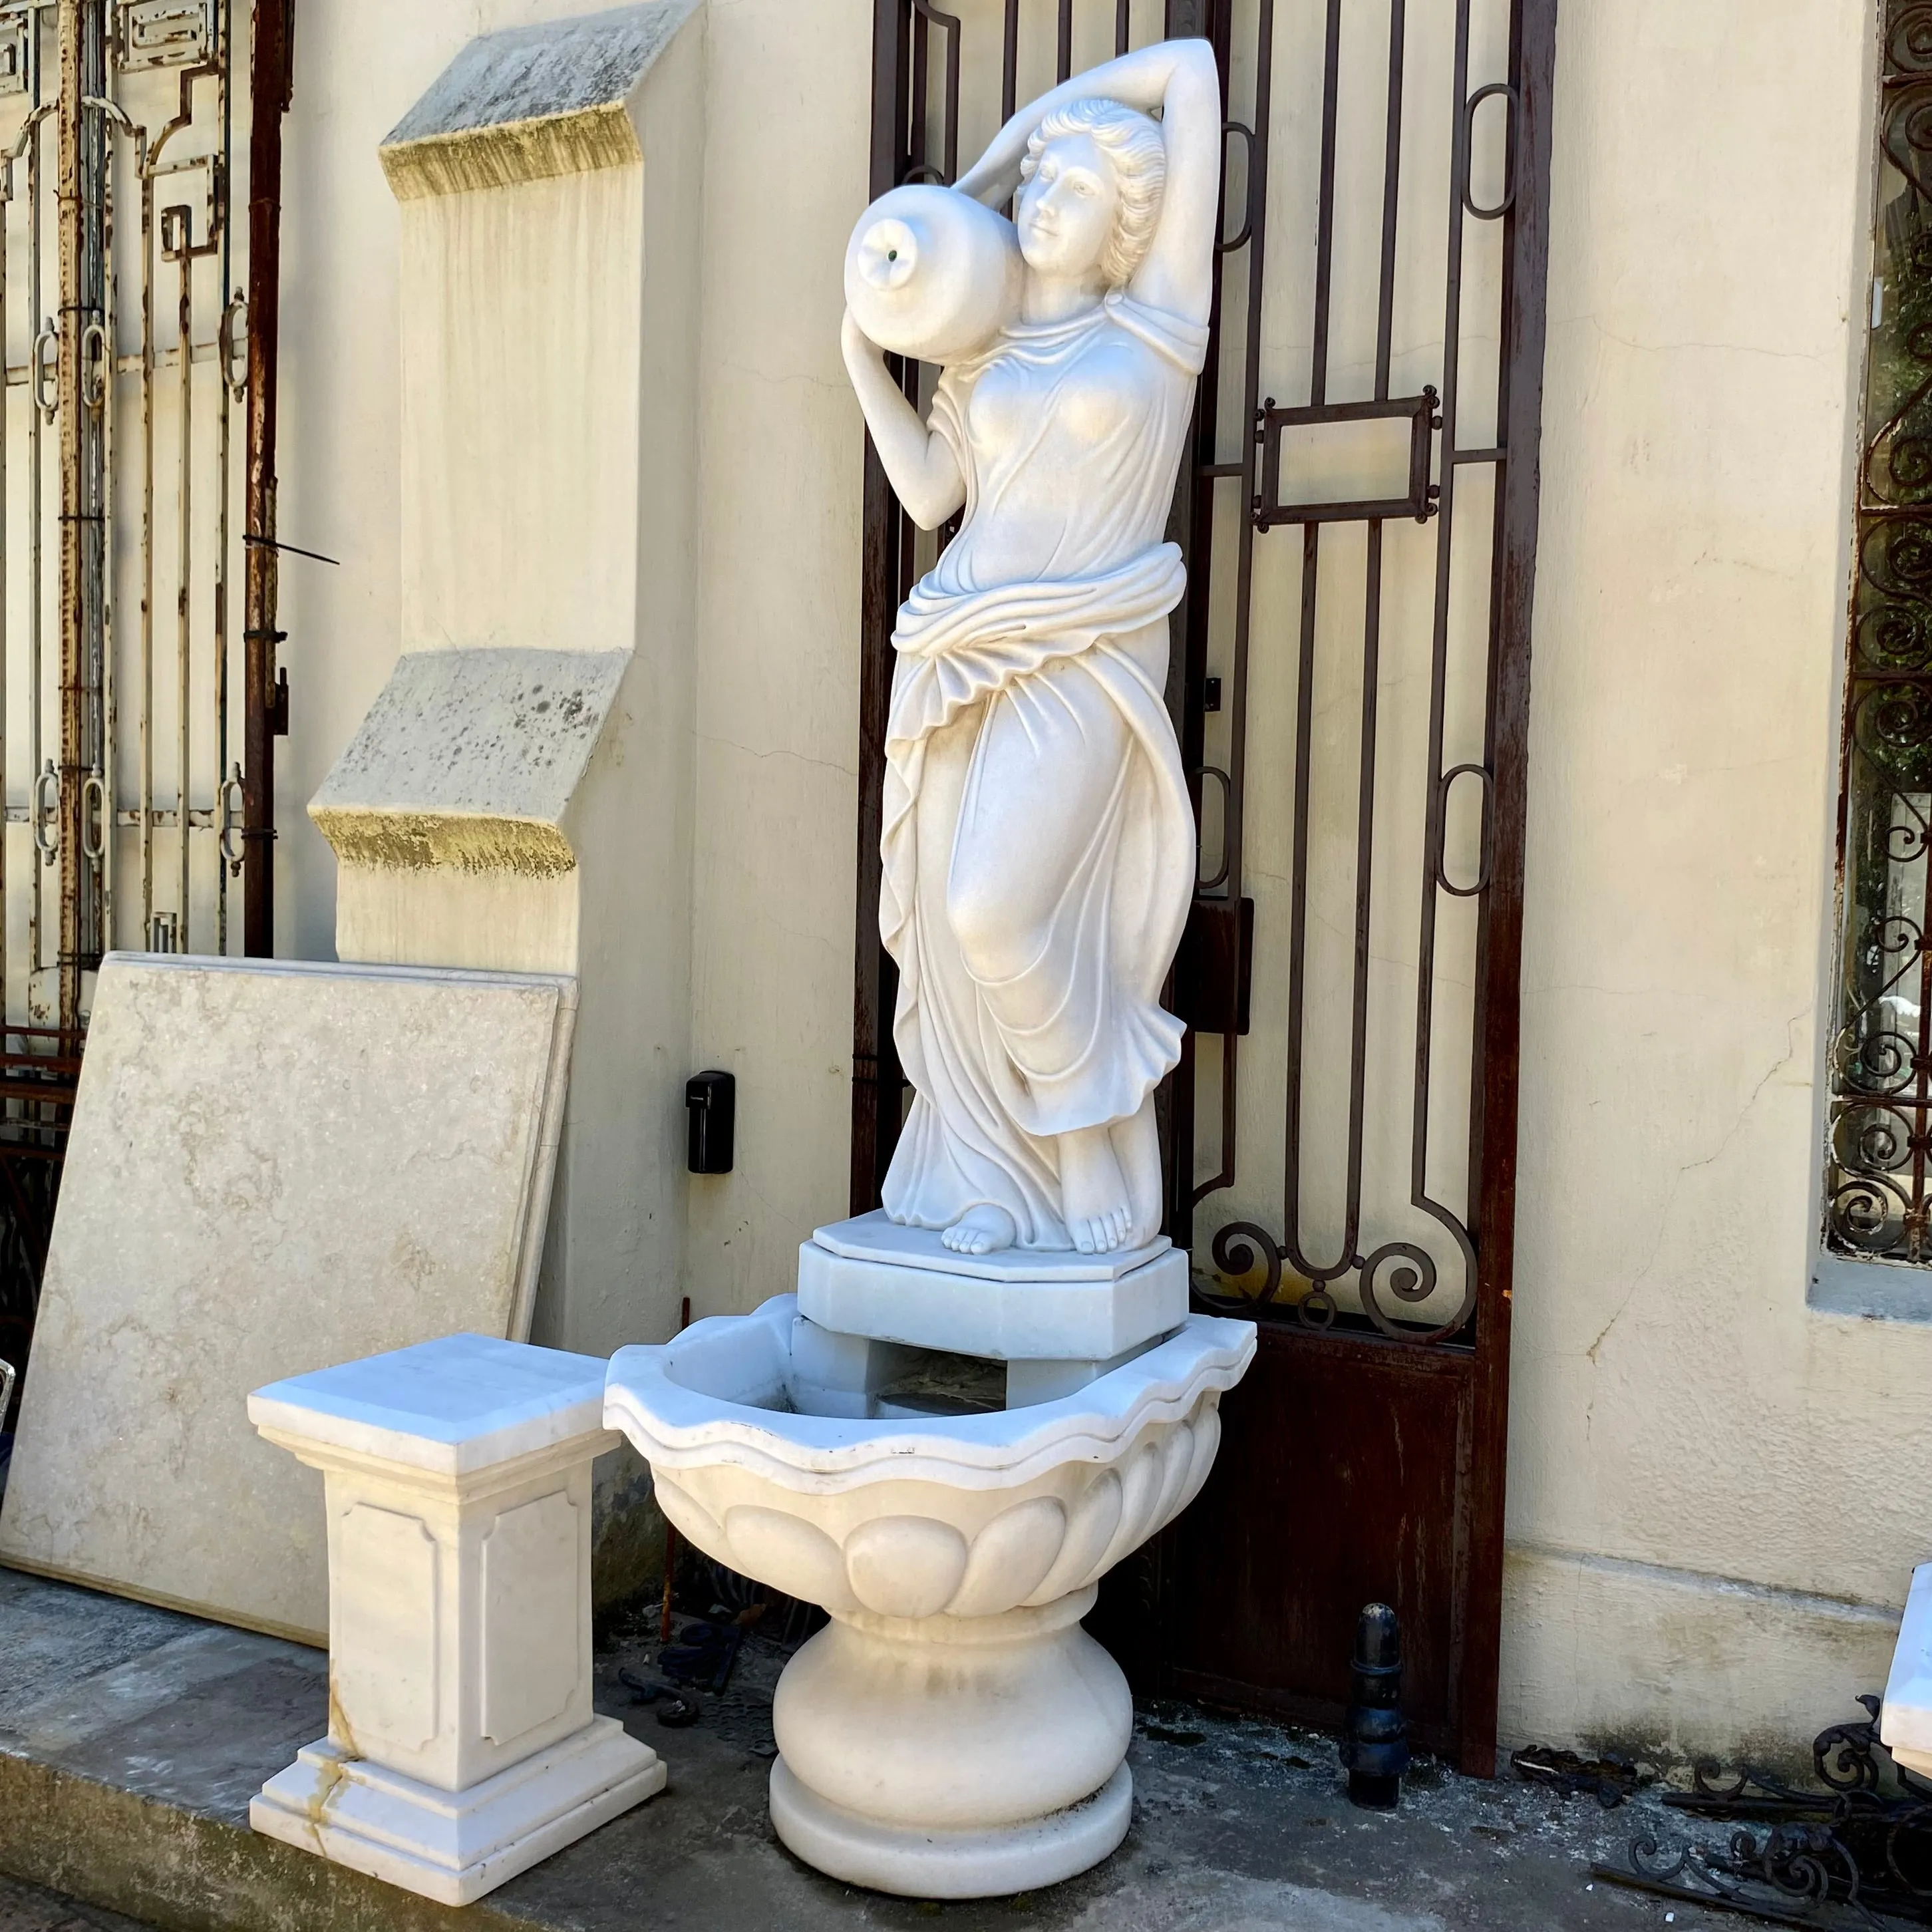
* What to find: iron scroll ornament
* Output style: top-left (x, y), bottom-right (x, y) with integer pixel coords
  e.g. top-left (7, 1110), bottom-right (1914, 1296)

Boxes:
top-left (1201, 1219), bottom-right (1476, 1346)
top-left (1822, 14), bottom-right (1932, 1267)
top-left (1896, 1), bottom-right (1932, 77)
top-left (1594, 1696), bottom-right (1932, 1926)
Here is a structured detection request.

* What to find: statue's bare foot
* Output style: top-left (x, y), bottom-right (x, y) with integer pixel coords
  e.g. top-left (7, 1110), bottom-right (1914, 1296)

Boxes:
top-left (1058, 1124), bottom-right (1132, 1255)
top-left (941, 1204), bottom-right (1017, 1255)
top-left (1111, 1100), bottom-right (1164, 1249)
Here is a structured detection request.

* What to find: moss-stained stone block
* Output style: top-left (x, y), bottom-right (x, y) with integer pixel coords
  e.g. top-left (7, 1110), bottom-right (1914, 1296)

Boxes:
top-left (309, 648), bottom-right (628, 881)
top-left (380, 2), bottom-right (701, 200)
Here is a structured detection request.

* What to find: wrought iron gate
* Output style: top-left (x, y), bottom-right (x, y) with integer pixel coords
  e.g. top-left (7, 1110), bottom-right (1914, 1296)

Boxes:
top-left (0, 0), bottom-right (289, 1424)
top-left (854, 0), bottom-right (1554, 1770)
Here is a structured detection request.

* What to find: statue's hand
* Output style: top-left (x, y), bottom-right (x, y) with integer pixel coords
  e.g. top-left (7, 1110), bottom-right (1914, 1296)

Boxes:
top-left (841, 307), bottom-right (882, 369)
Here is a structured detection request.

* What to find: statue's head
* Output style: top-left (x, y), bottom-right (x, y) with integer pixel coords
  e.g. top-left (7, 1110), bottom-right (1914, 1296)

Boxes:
top-left (1017, 98), bottom-right (1166, 288)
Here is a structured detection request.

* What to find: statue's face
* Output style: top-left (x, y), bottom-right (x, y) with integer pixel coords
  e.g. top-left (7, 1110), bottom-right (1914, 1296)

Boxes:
top-left (1017, 133), bottom-right (1120, 280)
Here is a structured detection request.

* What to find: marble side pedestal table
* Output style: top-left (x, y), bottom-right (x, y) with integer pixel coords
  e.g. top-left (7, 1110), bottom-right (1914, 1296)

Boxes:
top-left (247, 1335), bottom-right (666, 1905)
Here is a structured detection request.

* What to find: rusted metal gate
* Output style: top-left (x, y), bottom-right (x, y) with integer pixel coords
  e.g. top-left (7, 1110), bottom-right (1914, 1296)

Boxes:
top-left (0, 0), bottom-right (289, 1423)
top-left (854, 0), bottom-right (1554, 1771)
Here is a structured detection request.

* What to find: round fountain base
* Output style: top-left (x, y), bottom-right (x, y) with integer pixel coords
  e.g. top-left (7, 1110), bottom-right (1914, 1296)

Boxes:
top-left (769, 1757), bottom-right (1133, 1898)
top-left (766, 1591), bottom-right (1132, 1894)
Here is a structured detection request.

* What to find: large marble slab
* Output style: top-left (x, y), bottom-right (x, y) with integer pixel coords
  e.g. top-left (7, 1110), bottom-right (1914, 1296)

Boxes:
top-left (0, 955), bottom-right (575, 1645)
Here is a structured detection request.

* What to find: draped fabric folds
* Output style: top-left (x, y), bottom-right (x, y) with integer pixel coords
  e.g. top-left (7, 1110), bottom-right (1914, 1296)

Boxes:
top-left (879, 293), bottom-right (1206, 1250)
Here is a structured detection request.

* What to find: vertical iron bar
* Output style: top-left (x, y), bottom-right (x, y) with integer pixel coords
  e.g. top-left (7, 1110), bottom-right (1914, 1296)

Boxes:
top-left (27, 86), bottom-right (41, 1007)
top-left (138, 138), bottom-right (150, 940)
top-left (172, 228), bottom-right (188, 948)
top-left (1458, 0), bottom-right (1555, 1778)
top-left (1193, 0), bottom-right (1271, 1208)
top-left (81, 0), bottom-right (102, 985)
top-left (1375, 0), bottom-right (1406, 399)
top-left (96, 63), bottom-right (113, 961)
top-left (1302, 0), bottom-right (1411, 1286)
top-left (241, 0), bottom-right (289, 957)
top-left (1056, 0), bottom-right (1072, 82)
top-left (216, 0), bottom-right (231, 952)
top-left (54, 0), bottom-right (83, 1033)
top-left (1410, 0), bottom-right (1473, 1238)
top-left (1116, 0), bottom-right (1131, 57)
top-left (1167, 0), bottom-right (1235, 1235)
top-left (0, 121), bottom-right (11, 1027)
top-left (1001, 0), bottom-right (1017, 122)
top-left (939, 2), bottom-right (959, 184)
top-left (1307, 0), bottom-right (1343, 408)
top-left (909, 0), bottom-right (928, 177)
top-left (1276, 0), bottom-right (1347, 1277)
top-left (850, 0), bottom-right (911, 1215)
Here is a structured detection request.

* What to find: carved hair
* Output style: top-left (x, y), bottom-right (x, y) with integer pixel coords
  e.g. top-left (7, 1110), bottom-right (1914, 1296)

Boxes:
top-left (1019, 98), bottom-right (1166, 289)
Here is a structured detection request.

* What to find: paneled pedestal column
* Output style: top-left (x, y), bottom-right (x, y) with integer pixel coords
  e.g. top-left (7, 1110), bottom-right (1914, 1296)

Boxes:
top-left (247, 1335), bottom-right (665, 1905)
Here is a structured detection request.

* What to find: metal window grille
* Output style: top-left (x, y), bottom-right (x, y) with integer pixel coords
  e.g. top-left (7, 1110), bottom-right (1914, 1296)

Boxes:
top-left (1826, 1), bottom-right (1932, 1267)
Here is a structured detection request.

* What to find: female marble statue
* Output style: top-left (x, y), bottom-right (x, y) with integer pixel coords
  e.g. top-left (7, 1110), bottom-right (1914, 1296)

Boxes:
top-left (841, 41), bottom-right (1219, 1259)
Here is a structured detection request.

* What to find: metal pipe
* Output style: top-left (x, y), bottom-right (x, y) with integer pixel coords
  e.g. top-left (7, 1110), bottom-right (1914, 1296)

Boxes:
top-left (240, 0), bottom-right (289, 957)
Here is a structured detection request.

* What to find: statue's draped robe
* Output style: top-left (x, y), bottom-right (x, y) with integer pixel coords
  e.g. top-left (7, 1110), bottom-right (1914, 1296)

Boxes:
top-left (880, 291), bottom-right (1207, 1249)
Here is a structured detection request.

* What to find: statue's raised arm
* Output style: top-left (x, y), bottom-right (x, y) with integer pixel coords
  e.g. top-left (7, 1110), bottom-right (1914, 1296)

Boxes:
top-left (952, 39), bottom-right (1221, 325)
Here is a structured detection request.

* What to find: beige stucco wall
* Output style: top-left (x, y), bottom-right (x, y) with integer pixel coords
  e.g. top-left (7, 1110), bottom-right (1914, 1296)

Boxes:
top-left (1495, 0), bottom-right (1931, 1762)
top-left (269, 0), bottom-right (1925, 1756)
top-left (274, 0), bottom-right (869, 1337)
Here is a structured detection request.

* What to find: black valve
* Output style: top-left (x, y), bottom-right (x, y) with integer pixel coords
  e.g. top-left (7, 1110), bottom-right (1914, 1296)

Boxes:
top-left (1341, 1601), bottom-right (1408, 1810)
top-left (686, 1070), bottom-right (734, 1175)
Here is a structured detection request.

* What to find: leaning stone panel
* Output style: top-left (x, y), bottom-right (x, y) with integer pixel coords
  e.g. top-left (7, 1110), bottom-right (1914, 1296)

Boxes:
top-left (0, 955), bottom-right (575, 1645)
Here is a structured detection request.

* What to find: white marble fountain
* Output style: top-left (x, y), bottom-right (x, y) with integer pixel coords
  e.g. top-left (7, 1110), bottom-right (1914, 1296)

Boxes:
top-left (606, 1236), bottom-right (1251, 1895)
top-left (603, 37), bottom-right (1254, 1899)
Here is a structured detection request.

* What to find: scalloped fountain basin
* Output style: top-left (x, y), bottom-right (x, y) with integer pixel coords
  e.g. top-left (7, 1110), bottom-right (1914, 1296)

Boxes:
top-left (603, 1295), bottom-right (1254, 1898)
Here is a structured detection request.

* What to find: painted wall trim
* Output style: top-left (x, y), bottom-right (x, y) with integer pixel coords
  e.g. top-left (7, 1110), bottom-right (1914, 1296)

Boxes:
top-left (1810, 1247), bottom-right (1932, 1323)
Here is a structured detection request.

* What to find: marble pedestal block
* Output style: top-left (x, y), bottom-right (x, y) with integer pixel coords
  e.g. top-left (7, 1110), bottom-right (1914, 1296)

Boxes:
top-left (799, 1211), bottom-right (1190, 1392)
top-left (1883, 1562), bottom-right (1932, 1778)
top-left (247, 1335), bottom-right (665, 1905)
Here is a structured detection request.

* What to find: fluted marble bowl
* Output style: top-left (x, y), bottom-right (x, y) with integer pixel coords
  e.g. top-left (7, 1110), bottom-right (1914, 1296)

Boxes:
top-left (604, 1294), bottom-right (1253, 1621)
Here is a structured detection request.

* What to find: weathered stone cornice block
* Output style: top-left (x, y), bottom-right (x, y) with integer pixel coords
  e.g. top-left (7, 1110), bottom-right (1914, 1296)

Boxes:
top-left (307, 648), bottom-right (627, 880)
top-left (379, 1), bottom-right (701, 200)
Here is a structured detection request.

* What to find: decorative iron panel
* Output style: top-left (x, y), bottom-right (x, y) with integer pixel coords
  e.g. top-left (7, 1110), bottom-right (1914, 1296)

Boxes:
top-left (854, 0), bottom-right (1553, 1769)
top-left (1176, 0), bottom-right (1540, 1362)
top-left (1826, 1), bottom-right (1932, 1269)
top-left (0, 0), bottom-right (289, 1433)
